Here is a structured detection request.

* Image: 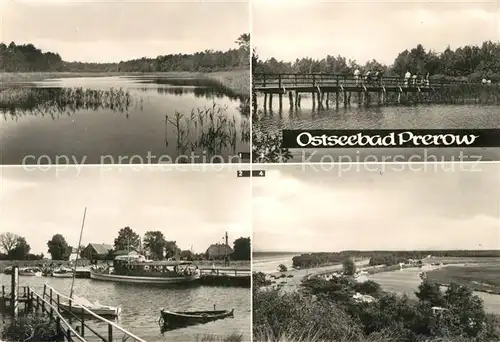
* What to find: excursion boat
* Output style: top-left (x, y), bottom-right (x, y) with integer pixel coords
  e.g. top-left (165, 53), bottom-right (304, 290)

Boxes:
top-left (19, 268), bottom-right (42, 277)
top-left (90, 255), bottom-right (201, 284)
top-left (159, 307), bottom-right (234, 330)
top-left (52, 268), bottom-right (74, 278)
top-left (58, 295), bottom-right (121, 317)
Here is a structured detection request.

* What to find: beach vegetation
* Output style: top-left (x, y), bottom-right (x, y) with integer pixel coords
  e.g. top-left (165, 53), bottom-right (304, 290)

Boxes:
top-left (278, 264), bottom-right (288, 272)
top-left (253, 273), bottom-right (500, 342)
top-left (342, 258), bottom-right (356, 276)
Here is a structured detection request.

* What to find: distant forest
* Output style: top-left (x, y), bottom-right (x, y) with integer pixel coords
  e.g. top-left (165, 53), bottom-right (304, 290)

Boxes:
top-left (0, 33), bottom-right (250, 73)
top-left (253, 41), bottom-right (500, 81)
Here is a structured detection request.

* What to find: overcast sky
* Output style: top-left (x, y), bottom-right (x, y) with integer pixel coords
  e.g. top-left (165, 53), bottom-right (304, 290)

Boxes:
top-left (0, 166), bottom-right (251, 255)
top-left (252, 0), bottom-right (500, 65)
top-left (253, 163), bottom-right (500, 252)
top-left (0, 0), bottom-right (249, 62)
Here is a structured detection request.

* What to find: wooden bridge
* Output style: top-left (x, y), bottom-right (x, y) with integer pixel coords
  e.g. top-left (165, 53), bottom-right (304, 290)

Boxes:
top-left (1, 268), bottom-right (146, 342)
top-left (253, 73), bottom-right (496, 109)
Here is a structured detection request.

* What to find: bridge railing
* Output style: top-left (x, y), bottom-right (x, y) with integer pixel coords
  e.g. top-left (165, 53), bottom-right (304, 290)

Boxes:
top-left (253, 73), bottom-right (473, 90)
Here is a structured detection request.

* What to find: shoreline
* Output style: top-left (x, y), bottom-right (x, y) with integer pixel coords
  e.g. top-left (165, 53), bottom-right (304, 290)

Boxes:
top-left (263, 260), bottom-right (500, 297)
top-left (0, 69), bottom-right (250, 97)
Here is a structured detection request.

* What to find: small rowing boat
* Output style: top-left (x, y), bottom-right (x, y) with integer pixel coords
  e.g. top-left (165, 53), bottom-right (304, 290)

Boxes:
top-left (52, 268), bottom-right (74, 278)
top-left (58, 295), bottom-right (121, 317)
top-left (19, 268), bottom-right (42, 277)
top-left (159, 307), bottom-right (234, 330)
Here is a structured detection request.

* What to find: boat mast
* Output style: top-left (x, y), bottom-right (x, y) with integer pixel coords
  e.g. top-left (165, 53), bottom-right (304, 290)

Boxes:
top-left (70, 207), bottom-right (87, 300)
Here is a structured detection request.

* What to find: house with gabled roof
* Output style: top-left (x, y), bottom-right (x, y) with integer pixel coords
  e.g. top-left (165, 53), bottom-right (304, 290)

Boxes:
top-left (81, 243), bottom-right (113, 260)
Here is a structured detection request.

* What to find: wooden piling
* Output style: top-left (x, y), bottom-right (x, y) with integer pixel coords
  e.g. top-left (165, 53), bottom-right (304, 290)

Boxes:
top-left (288, 91), bottom-right (293, 108)
top-left (11, 266), bottom-right (18, 317)
top-left (108, 323), bottom-right (113, 342)
top-left (268, 93), bottom-right (273, 109)
top-left (278, 93), bottom-right (283, 111)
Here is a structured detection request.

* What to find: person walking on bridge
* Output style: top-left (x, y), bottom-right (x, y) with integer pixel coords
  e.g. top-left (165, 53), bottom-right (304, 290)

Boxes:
top-left (364, 70), bottom-right (371, 84)
top-left (404, 71), bottom-right (411, 87)
top-left (375, 70), bottom-right (384, 86)
top-left (354, 69), bottom-right (360, 86)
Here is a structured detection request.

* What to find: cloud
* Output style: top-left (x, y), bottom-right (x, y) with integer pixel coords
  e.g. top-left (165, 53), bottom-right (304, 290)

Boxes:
top-left (253, 164), bottom-right (500, 252)
top-left (252, 1), bottom-right (498, 64)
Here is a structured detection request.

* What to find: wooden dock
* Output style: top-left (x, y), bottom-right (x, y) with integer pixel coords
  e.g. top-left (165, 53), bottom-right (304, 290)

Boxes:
top-left (199, 268), bottom-right (251, 287)
top-left (0, 266), bottom-right (146, 342)
top-left (253, 73), bottom-right (499, 109)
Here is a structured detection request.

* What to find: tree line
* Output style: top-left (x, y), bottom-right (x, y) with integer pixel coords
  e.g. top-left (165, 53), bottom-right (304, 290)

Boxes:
top-left (254, 41), bottom-right (500, 82)
top-left (292, 250), bottom-right (500, 269)
top-left (0, 33), bottom-right (249, 73)
top-left (0, 226), bottom-right (251, 262)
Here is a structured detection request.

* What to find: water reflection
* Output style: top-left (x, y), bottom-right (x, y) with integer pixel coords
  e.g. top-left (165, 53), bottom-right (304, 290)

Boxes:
top-left (0, 80), bottom-right (250, 163)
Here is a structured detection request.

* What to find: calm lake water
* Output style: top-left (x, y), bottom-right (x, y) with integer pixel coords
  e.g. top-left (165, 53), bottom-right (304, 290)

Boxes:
top-left (0, 76), bottom-right (250, 165)
top-left (0, 274), bottom-right (251, 342)
top-left (255, 97), bottom-right (500, 162)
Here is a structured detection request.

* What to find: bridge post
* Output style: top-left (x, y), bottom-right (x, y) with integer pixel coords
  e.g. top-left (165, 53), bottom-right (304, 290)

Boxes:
top-left (263, 93), bottom-right (267, 110)
top-left (268, 93), bottom-right (273, 109)
top-left (288, 91), bottom-right (293, 109)
top-left (10, 266), bottom-right (19, 317)
top-left (108, 323), bottom-right (113, 342)
top-left (55, 316), bottom-right (62, 340)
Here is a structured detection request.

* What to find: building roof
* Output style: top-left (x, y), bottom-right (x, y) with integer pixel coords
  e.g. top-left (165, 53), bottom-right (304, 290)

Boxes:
top-left (112, 249), bottom-right (139, 256)
top-left (87, 243), bottom-right (113, 255)
top-left (206, 243), bottom-right (233, 254)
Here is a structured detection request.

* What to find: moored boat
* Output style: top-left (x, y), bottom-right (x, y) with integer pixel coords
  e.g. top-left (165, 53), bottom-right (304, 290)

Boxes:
top-left (52, 268), bottom-right (74, 278)
top-left (159, 307), bottom-right (234, 330)
top-left (90, 255), bottom-right (201, 284)
top-left (59, 297), bottom-right (121, 317)
top-left (19, 268), bottom-right (42, 277)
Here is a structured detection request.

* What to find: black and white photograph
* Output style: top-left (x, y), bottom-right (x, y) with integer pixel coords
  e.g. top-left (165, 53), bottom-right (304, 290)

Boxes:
top-left (251, 0), bottom-right (500, 163)
top-left (0, 0), bottom-right (250, 165)
top-left (0, 165), bottom-right (251, 342)
top-left (252, 163), bottom-right (500, 342)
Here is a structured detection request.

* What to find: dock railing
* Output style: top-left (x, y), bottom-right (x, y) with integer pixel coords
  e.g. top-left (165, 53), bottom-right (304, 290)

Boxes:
top-left (43, 284), bottom-right (147, 342)
top-left (199, 268), bottom-right (251, 277)
top-left (253, 73), bottom-right (473, 90)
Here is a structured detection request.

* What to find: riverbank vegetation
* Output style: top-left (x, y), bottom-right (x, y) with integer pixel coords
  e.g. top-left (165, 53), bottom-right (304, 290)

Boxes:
top-left (291, 250), bottom-right (500, 269)
top-left (0, 313), bottom-right (59, 342)
top-left (253, 270), bottom-right (500, 342)
top-left (254, 41), bottom-right (500, 82)
top-left (426, 265), bottom-right (500, 295)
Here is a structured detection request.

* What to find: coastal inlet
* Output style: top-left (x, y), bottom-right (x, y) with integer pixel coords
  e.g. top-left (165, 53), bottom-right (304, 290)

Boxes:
top-left (0, 73), bottom-right (250, 165)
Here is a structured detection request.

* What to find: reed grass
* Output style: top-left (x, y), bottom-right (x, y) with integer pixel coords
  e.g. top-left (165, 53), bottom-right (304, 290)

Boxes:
top-left (0, 87), bottom-right (135, 118)
top-left (165, 102), bottom-right (250, 158)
